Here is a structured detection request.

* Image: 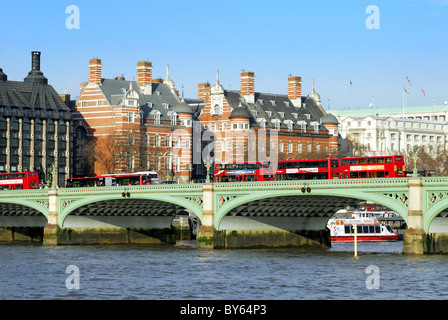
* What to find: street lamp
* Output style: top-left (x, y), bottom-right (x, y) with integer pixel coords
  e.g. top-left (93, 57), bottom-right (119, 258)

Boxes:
top-left (203, 155), bottom-right (212, 183)
top-left (409, 146), bottom-right (421, 177)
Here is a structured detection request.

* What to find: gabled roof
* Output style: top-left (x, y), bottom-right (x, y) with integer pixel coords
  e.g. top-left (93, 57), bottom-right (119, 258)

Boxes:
top-left (98, 79), bottom-right (181, 122)
top-left (223, 90), bottom-right (328, 132)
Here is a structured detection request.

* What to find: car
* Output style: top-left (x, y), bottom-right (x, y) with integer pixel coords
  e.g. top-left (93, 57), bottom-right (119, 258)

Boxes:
top-left (161, 180), bottom-right (178, 184)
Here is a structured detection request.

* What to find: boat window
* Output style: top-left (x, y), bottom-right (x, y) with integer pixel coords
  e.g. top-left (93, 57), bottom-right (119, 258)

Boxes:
top-left (344, 226), bottom-right (351, 234)
top-left (386, 226), bottom-right (394, 232)
top-left (375, 226), bottom-right (381, 233)
top-left (363, 226), bottom-right (369, 233)
top-left (357, 226), bottom-right (363, 234)
top-left (369, 226), bottom-right (375, 233)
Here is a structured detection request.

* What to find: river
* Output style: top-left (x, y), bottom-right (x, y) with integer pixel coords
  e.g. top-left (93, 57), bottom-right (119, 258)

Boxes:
top-left (1, 240), bottom-right (447, 301)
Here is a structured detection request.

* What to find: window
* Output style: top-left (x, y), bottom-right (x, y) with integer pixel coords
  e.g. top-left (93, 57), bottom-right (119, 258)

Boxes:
top-left (97, 100), bottom-right (103, 106)
top-left (128, 112), bottom-right (134, 123)
top-left (287, 123), bottom-right (293, 132)
top-left (222, 123), bottom-right (227, 131)
top-left (155, 134), bottom-right (161, 147)
top-left (186, 140), bottom-right (191, 148)
top-left (297, 142), bottom-right (302, 153)
top-left (222, 139), bottom-right (227, 151)
top-left (165, 135), bottom-right (171, 147)
top-left (154, 113), bottom-right (160, 125)
top-left (81, 101), bottom-right (87, 107)
top-left (171, 114), bottom-right (177, 125)
top-left (288, 142), bottom-right (293, 153)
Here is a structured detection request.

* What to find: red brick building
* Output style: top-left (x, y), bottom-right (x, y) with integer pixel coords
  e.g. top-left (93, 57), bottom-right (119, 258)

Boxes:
top-left (73, 58), bottom-right (193, 182)
top-left (73, 57), bottom-right (338, 183)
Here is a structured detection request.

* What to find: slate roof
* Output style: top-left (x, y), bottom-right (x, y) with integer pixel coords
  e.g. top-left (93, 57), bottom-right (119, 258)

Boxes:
top-left (98, 79), bottom-right (183, 122)
top-left (0, 78), bottom-right (72, 121)
top-left (223, 90), bottom-right (328, 132)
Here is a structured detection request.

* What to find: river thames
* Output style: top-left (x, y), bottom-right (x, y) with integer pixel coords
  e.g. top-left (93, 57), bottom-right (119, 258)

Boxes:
top-left (1, 240), bottom-right (447, 301)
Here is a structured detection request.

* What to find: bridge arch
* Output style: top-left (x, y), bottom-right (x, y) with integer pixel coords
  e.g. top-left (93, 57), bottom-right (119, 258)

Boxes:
top-left (59, 193), bottom-right (203, 228)
top-left (215, 188), bottom-right (409, 231)
top-left (0, 198), bottom-right (48, 227)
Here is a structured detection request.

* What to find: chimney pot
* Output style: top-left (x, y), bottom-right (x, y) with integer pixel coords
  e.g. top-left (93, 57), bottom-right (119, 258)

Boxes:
top-left (89, 58), bottom-right (102, 84)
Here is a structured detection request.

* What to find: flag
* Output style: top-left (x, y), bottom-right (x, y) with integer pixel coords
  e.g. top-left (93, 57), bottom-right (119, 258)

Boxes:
top-left (403, 87), bottom-right (409, 94)
top-left (406, 76), bottom-right (412, 86)
top-left (421, 88), bottom-right (425, 96)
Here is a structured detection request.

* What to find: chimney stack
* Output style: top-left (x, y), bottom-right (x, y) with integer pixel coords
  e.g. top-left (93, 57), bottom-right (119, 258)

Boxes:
top-left (137, 60), bottom-right (152, 88)
top-left (24, 51), bottom-right (48, 84)
top-left (240, 71), bottom-right (255, 103)
top-left (288, 76), bottom-right (302, 107)
top-left (198, 82), bottom-right (211, 103)
top-left (89, 58), bottom-right (102, 84)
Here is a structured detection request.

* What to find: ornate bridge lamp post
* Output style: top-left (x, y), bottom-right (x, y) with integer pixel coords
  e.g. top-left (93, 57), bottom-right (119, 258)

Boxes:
top-left (409, 147), bottom-right (421, 177)
top-left (203, 155), bottom-right (212, 183)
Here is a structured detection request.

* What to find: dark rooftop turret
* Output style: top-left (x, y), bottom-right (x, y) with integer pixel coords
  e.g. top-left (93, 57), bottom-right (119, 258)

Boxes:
top-left (24, 51), bottom-right (48, 84)
top-left (0, 68), bottom-right (7, 81)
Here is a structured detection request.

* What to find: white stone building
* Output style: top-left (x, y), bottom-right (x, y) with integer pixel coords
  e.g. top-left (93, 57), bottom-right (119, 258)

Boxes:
top-left (331, 106), bottom-right (448, 156)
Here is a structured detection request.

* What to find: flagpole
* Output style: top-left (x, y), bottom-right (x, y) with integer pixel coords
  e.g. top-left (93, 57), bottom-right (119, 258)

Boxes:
top-left (402, 88), bottom-right (405, 118)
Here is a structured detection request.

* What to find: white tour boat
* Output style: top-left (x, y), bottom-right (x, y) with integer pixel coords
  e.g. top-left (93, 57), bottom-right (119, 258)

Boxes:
top-left (327, 209), bottom-right (398, 242)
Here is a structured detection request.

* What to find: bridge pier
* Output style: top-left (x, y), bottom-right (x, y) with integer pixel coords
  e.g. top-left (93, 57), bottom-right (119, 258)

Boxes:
top-left (197, 183), bottom-right (216, 248)
top-left (403, 177), bottom-right (429, 254)
top-left (43, 188), bottom-right (60, 245)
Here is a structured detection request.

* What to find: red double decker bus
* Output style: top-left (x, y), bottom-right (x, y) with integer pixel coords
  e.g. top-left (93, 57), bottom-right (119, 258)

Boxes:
top-left (340, 155), bottom-right (405, 179)
top-left (66, 172), bottom-right (156, 187)
top-left (0, 172), bottom-right (39, 190)
top-left (276, 158), bottom-right (340, 180)
top-left (214, 161), bottom-right (274, 182)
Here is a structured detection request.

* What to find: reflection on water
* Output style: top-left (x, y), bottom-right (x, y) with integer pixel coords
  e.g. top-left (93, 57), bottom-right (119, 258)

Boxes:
top-left (1, 240), bottom-right (447, 300)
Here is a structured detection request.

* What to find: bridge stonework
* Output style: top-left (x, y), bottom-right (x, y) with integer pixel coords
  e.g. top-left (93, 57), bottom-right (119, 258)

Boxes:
top-left (1, 177), bottom-right (448, 253)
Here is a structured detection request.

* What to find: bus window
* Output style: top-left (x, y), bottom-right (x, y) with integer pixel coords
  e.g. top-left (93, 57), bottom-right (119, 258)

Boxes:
top-left (359, 158), bottom-right (367, 164)
top-left (359, 172), bottom-right (367, 178)
top-left (350, 172), bottom-right (358, 178)
top-left (350, 159), bottom-right (358, 164)
top-left (377, 157), bottom-right (385, 164)
top-left (386, 157), bottom-right (392, 163)
top-left (331, 160), bottom-right (339, 167)
top-left (263, 161), bottom-right (272, 169)
top-left (376, 171), bottom-right (385, 177)
top-left (342, 159), bottom-right (349, 165)
top-left (369, 172), bottom-right (375, 178)
top-left (368, 158), bottom-right (375, 164)
top-left (395, 156), bottom-right (403, 161)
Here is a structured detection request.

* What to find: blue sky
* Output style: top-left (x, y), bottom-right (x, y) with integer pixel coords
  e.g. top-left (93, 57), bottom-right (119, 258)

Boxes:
top-left (1, 0), bottom-right (447, 110)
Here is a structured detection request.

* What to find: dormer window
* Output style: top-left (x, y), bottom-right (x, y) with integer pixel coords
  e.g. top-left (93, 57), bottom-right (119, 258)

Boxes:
top-left (297, 120), bottom-right (306, 133)
top-left (163, 103), bottom-right (169, 109)
top-left (128, 100), bottom-right (135, 106)
top-left (292, 113), bottom-right (298, 119)
top-left (171, 114), bottom-right (177, 125)
top-left (266, 111), bottom-right (272, 117)
top-left (154, 113), bottom-right (160, 125)
top-left (278, 112), bottom-right (284, 118)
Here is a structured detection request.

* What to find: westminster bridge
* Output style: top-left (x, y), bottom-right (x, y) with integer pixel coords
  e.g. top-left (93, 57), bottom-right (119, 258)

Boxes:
top-left (1, 177), bottom-right (448, 254)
